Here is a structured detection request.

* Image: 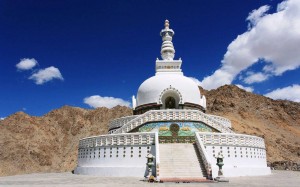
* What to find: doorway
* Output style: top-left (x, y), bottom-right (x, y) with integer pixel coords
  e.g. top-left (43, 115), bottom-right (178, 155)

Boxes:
top-left (165, 97), bottom-right (176, 109)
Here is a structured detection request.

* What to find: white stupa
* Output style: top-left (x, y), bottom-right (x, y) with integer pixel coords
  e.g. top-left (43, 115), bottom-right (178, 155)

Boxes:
top-left (134, 20), bottom-right (206, 113)
top-left (75, 20), bottom-right (271, 180)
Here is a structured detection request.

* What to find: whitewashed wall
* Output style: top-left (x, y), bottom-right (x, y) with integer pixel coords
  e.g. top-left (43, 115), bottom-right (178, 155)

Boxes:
top-left (75, 132), bottom-right (158, 177)
top-left (197, 132), bottom-right (271, 178)
top-left (76, 145), bottom-right (156, 177)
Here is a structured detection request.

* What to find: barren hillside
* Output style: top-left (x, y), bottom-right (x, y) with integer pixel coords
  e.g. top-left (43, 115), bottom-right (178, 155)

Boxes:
top-left (203, 85), bottom-right (300, 167)
top-left (0, 106), bottom-right (132, 176)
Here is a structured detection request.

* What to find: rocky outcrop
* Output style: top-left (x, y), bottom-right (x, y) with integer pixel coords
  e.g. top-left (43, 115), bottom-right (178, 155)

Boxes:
top-left (269, 161), bottom-right (300, 171)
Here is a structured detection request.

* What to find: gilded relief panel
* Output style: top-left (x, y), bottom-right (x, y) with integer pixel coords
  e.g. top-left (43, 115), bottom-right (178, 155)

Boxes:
top-left (138, 121), bottom-right (218, 136)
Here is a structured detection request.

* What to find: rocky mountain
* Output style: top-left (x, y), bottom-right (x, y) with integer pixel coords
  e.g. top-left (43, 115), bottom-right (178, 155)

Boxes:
top-left (0, 85), bottom-right (299, 176)
top-left (202, 85), bottom-right (300, 166)
top-left (0, 106), bottom-right (132, 176)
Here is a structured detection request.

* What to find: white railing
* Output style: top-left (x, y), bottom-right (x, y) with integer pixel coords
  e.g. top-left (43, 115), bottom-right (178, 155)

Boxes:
top-left (108, 115), bottom-right (140, 130)
top-left (207, 114), bottom-right (231, 128)
top-left (79, 132), bottom-right (156, 148)
top-left (112, 110), bottom-right (234, 134)
top-left (154, 132), bottom-right (160, 180)
top-left (197, 132), bottom-right (266, 149)
top-left (195, 132), bottom-right (212, 179)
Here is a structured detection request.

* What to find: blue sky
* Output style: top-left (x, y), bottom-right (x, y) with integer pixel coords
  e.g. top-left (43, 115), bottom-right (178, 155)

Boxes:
top-left (1, 0), bottom-right (300, 117)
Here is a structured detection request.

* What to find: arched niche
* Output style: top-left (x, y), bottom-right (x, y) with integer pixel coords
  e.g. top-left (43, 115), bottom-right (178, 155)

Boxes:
top-left (158, 86), bottom-right (183, 109)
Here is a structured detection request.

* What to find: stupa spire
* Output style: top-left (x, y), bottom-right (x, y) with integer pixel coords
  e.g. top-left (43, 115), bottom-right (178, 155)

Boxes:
top-left (156, 20), bottom-right (182, 74)
top-left (160, 20), bottom-right (175, 60)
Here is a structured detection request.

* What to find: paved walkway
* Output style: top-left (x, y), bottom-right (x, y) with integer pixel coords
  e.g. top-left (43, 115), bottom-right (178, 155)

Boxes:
top-left (0, 170), bottom-right (299, 187)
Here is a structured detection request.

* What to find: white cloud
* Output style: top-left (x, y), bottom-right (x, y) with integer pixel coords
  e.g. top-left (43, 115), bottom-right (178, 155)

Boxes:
top-left (29, 66), bottom-right (63, 85)
top-left (189, 77), bottom-right (201, 86)
top-left (200, 0), bottom-right (300, 90)
top-left (243, 72), bottom-right (269, 84)
top-left (16, 58), bottom-right (38, 70)
top-left (84, 95), bottom-right (131, 109)
top-left (265, 84), bottom-right (300, 102)
top-left (0, 117), bottom-right (5, 120)
top-left (236, 84), bottom-right (254, 92)
top-left (277, 1), bottom-right (288, 11)
top-left (247, 5), bottom-right (270, 28)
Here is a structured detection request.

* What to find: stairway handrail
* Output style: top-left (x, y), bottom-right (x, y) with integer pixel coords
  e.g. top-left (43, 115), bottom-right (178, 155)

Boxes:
top-left (112, 109), bottom-right (233, 134)
top-left (108, 115), bottom-right (140, 130)
top-left (195, 132), bottom-right (212, 179)
top-left (154, 132), bottom-right (160, 180)
top-left (206, 114), bottom-right (231, 128)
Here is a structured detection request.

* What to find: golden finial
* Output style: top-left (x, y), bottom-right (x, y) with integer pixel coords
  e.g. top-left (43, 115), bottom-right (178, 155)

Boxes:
top-left (164, 20), bottom-right (169, 28)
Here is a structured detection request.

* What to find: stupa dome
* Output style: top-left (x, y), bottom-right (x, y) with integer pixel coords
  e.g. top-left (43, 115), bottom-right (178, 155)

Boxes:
top-left (136, 73), bottom-right (201, 107)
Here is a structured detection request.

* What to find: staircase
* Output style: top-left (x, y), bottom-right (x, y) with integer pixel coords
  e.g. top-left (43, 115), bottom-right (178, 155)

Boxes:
top-left (159, 143), bottom-right (206, 179)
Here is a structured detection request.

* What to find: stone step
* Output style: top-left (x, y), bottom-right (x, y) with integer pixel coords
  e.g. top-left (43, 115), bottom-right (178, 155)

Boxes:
top-left (159, 165), bottom-right (204, 168)
top-left (160, 171), bottom-right (203, 173)
top-left (160, 169), bottom-right (204, 172)
top-left (158, 143), bottom-right (205, 178)
top-left (160, 161), bottom-right (202, 164)
top-left (160, 174), bottom-right (204, 176)
top-left (159, 177), bottom-right (210, 183)
top-left (160, 170), bottom-right (204, 172)
top-left (160, 173), bottom-right (204, 175)
top-left (160, 168), bottom-right (204, 171)
top-left (161, 174), bottom-right (203, 177)
top-left (160, 159), bottom-right (201, 161)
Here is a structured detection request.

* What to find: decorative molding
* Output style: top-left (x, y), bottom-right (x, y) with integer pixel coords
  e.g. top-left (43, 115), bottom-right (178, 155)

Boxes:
top-left (206, 114), bottom-right (231, 128)
top-left (197, 132), bottom-right (266, 149)
top-left (109, 115), bottom-right (140, 130)
top-left (79, 132), bottom-right (156, 148)
top-left (158, 85), bottom-right (183, 104)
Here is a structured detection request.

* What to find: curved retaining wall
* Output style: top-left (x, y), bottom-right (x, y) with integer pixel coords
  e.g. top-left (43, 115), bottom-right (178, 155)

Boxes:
top-left (110, 109), bottom-right (234, 134)
top-left (206, 114), bottom-right (231, 128)
top-left (75, 131), bottom-right (270, 178)
top-left (197, 132), bottom-right (271, 177)
top-left (108, 115), bottom-right (140, 132)
top-left (75, 132), bottom-right (158, 177)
